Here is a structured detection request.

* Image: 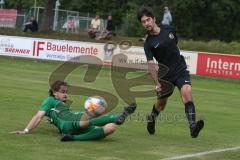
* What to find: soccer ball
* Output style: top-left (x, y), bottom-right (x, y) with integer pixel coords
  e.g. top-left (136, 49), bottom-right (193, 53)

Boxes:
top-left (84, 96), bottom-right (108, 116)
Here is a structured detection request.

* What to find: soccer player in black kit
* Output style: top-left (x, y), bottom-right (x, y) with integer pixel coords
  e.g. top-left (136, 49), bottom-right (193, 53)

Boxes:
top-left (137, 7), bottom-right (204, 138)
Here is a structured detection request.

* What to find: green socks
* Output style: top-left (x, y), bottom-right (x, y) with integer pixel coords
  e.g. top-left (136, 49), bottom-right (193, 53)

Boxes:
top-left (89, 114), bottom-right (119, 126)
top-left (72, 115), bottom-right (119, 141)
top-left (73, 127), bottom-right (105, 141)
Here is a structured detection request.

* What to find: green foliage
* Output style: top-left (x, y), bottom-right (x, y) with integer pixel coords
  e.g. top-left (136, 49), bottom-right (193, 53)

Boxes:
top-left (4, 0), bottom-right (46, 12)
top-left (121, 10), bottom-right (145, 37)
top-left (61, 0), bottom-right (131, 26)
top-left (2, 0), bottom-right (240, 41)
top-left (172, 0), bottom-right (240, 41)
top-left (179, 40), bottom-right (240, 55)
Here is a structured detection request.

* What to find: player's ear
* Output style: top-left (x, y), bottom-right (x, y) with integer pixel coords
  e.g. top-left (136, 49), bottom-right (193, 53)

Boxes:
top-left (53, 91), bottom-right (58, 97)
top-left (153, 17), bottom-right (156, 23)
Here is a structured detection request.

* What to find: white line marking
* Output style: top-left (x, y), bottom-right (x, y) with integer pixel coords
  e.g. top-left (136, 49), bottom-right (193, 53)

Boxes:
top-left (161, 146), bottom-right (240, 160)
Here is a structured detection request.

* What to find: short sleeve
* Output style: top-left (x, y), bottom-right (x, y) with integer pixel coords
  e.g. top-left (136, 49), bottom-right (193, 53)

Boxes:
top-left (144, 42), bottom-right (154, 61)
top-left (165, 25), bottom-right (178, 44)
top-left (39, 97), bottom-right (56, 112)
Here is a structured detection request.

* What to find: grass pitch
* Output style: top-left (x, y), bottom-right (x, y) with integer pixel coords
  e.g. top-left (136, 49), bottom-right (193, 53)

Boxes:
top-left (0, 56), bottom-right (240, 160)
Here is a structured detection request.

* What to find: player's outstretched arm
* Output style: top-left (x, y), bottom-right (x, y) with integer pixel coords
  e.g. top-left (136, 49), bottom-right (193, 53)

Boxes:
top-left (10, 110), bottom-right (46, 135)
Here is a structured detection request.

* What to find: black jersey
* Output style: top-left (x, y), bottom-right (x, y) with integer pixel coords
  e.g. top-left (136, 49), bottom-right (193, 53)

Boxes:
top-left (144, 25), bottom-right (184, 71)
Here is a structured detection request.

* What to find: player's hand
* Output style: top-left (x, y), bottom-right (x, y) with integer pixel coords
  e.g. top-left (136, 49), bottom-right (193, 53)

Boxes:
top-left (10, 131), bottom-right (27, 135)
top-left (155, 83), bottom-right (161, 92)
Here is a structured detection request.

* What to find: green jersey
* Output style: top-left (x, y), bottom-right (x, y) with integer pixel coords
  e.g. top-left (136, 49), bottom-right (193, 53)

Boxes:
top-left (39, 96), bottom-right (85, 134)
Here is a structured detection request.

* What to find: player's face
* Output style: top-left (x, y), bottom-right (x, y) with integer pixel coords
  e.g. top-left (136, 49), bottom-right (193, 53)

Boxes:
top-left (141, 15), bottom-right (155, 31)
top-left (54, 85), bottom-right (68, 102)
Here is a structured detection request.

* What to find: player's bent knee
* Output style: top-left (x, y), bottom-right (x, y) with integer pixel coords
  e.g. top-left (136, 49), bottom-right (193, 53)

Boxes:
top-left (103, 123), bottom-right (116, 135)
top-left (181, 93), bottom-right (192, 103)
top-left (181, 85), bottom-right (192, 95)
top-left (79, 120), bottom-right (89, 128)
top-left (181, 84), bottom-right (192, 92)
top-left (181, 85), bottom-right (193, 103)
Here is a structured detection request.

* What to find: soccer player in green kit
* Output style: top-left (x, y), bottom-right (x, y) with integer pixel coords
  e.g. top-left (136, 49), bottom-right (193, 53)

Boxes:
top-left (11, 81), bottom-right (137, 141)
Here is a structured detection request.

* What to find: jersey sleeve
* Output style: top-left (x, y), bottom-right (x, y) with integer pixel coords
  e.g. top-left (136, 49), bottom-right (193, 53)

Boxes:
top-left (161, 25), bottom-right (178, 44)
top-left (144, 41), bottom-right (154, 61)
top-left (171, 27), bottom-right (178, 45)
top-left (39, 97), bottom-right (56, 112)
top-left (168, 25), bottom-right (178, 44)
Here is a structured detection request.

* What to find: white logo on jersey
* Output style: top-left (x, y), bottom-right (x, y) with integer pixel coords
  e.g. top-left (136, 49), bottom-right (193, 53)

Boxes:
top-left (154, 43), bottom-right (159, 48)
top-left (169, 33), bottom-right (174, 39)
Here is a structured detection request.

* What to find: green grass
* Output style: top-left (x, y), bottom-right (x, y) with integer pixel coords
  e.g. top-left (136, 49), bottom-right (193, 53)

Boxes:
top-left (0, 56), bottom-right (240, 160)
top-left (180, 40), bottom-right (240, 55)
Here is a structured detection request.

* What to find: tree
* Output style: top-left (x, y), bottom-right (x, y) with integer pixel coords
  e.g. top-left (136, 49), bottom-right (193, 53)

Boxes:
top-left (172, 0), bottom-right (240, 41)
top-left (40, 0), bottom-right (56, 32)
top-left (3, 0), bottom-right (240, 41)
top-left (5, 0), bottom-right (45, 13)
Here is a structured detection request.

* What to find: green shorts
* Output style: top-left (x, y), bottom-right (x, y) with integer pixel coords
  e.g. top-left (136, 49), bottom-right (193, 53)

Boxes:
top-left (55, 112), bottom-right (95, 135)
top-left (58, 120), bottom-right (95, 135)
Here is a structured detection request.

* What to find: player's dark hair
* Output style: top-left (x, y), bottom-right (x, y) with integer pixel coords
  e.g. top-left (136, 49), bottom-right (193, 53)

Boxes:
top-left (137, 6), bottom-right (155, 22)
top-left (49, 80), bottom-right (67, 96)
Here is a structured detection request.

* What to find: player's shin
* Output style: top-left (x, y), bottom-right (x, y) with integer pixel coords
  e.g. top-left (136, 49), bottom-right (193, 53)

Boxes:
top-left (73, 127), bottom-right (105, 141)
top-left (184, 101), bottom-right (196, 127)
top-left (147, 104), bottom-right (160, 135)
top-left (61, 127), bottom-right (106, 141)
top-left (151, 104), bottom-right (160, 117)
top-left (89, 115), bottom-right (118, 126)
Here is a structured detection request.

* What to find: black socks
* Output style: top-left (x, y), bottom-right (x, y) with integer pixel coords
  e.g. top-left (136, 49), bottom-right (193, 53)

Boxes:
top-left (185, 101), bottom-right (196, 127)
top-left (151, 104), bottom-right (160, 117)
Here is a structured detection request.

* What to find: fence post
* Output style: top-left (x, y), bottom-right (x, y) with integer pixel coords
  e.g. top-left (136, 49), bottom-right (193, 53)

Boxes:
top-left (87, 12), bottom-right (89, 30)
top-left (36, 7), bottom-right (39, 22)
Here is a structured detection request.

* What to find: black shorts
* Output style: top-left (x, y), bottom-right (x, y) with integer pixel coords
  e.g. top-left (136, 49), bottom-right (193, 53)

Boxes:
top-left (157, 56), bottom-right (191, 99)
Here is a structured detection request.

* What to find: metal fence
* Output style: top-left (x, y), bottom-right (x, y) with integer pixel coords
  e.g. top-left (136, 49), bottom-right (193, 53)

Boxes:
top-left (0, 7), bottom-right (108, 33)
top-left (24, 7), bottom-right (106, 34)
top-left (16, 14), bottom-right (26, 29)
top-left (0, 10), bottom-right (25, 29)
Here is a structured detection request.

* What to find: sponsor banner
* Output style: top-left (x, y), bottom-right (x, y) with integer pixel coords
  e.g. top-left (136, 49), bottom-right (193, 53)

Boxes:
top-left (117, 47), bottom-right (198, 74)
top-left (102, 42), bottom-right (118, 65)
top-left (0, 35), bottom-right (105, 63)
top-left (0, 9), bottom-right (17, 28)
top-left (0, 35), bottom-right (32, 58)
top-left (197, 53), bottom-right (240, 79)
top-left (115, 46), bottom-right (148, 70)
top-left (181, 51), bottom-right (198, 74)
top-left (37, 40), bottom-right (103, 62)
top-left (0, 35), bottom-right (198, 75)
